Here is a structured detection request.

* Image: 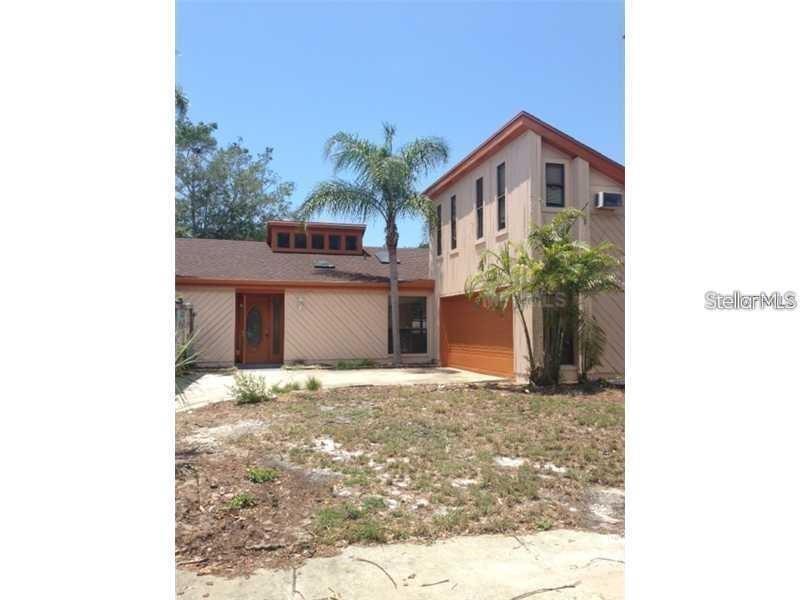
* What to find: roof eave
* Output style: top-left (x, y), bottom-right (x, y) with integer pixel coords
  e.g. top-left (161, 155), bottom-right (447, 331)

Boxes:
top-left (423, 111), bottom-right (624, 198)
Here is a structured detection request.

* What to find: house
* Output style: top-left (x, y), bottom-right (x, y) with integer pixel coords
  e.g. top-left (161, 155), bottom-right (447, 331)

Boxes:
top-left (427, 111), bottom-right (624, 381)
top-left (175, 111), bottom-right (624, 381)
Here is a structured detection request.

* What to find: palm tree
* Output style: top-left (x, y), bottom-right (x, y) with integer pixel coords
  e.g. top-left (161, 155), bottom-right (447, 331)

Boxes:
top-left (298, 123), bottom-right (449, 366)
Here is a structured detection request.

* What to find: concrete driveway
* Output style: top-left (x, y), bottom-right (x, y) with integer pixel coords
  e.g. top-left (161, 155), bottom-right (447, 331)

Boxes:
top-left (176, 366), bottom-right (502, 412)
top-left (176, 529), bottom-right (623, 599)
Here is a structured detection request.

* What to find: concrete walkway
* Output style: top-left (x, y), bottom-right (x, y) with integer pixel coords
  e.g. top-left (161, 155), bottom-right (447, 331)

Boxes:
top-left (176, 530), bottom-right (624, 599)
top-left (177, 367), bottom-right (502, 412)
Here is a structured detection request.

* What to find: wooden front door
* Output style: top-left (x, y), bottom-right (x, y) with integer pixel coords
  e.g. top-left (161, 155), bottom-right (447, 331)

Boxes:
top-left (242, 295), bottom-right (284, 365)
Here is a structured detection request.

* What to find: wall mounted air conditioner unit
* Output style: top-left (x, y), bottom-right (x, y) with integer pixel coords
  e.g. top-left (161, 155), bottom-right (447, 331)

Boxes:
top-left (595, 192), bottom-right (623, 209)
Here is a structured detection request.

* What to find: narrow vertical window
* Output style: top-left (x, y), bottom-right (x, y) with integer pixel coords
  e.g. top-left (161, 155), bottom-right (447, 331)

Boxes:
top-left (496, 163), bottom-right (506, 230)
top-left (436, 204), bottom-right (442, 256)
top-left (475, 177), bottom-right (484, 239)
top-left (545, 163), bottom-right (565, 207)
top-left (450, 195), bottom-right (457, 250)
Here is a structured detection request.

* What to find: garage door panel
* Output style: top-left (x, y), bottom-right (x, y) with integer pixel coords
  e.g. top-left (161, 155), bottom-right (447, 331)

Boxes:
top-left (440, 295), bottom-right (514, 377)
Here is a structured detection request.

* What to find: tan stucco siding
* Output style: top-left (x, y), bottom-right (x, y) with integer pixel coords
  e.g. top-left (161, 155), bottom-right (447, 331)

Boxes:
top-left (175, 286), bottom-right (235, 366)
top-left (284, 289), bottom-right (435, 363)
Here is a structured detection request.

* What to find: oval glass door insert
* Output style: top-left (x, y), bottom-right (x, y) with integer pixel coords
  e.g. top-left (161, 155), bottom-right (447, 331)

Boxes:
top-left (245, 306), bottom-right (262, 346)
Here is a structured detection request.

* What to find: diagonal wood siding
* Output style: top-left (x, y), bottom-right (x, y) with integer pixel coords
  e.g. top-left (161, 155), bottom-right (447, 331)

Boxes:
top-left (175, 286), bottom-right (236, 366)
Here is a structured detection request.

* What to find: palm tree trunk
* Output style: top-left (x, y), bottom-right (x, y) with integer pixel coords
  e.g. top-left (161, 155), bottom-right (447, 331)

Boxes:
top-left (514, 298), bottom-right (536, 387)
top-left (387, 222), bottom-right (402, 367)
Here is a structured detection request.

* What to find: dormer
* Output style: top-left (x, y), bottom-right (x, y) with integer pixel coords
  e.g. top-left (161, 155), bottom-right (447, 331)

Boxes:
top-left (266, 220), bottom-right (366, 255)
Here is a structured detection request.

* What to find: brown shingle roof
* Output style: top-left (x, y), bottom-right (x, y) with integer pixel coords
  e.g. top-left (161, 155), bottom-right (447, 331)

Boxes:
top-left (175, 238), bottom-right (431, 285)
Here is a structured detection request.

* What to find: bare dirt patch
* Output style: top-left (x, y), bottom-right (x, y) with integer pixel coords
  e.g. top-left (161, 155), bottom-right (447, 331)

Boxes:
top-left (175, 384), bottom-right (624, 575)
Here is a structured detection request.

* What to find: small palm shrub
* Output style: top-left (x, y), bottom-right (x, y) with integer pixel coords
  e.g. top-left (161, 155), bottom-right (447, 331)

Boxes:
top-left (229, 372), bottom-right (275, 404)
top-left (305, 376), bottom-right (322, 391)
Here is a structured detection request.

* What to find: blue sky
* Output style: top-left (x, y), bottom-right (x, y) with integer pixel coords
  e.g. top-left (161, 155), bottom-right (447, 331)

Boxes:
top-left (177, 1), bottom-right (623, 247)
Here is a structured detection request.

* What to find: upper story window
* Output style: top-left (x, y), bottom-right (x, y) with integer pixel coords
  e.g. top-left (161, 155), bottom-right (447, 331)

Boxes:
top-left (436, 204), bottom-right (442, 256)
top-left (496, 163), bottom-right (506, 231)
top-left (267, 221), bottom-right (364, 254)
top-left (475, 177), bottom-right (484, 239)
top-left (450, 195), bottom-right (457, 250)
top-left (545, 163), bottom-right (565, 207)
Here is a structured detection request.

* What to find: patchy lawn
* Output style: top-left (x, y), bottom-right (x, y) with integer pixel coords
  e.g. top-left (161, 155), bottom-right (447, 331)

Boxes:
top-left (175, 383), bottom-right (624, 575)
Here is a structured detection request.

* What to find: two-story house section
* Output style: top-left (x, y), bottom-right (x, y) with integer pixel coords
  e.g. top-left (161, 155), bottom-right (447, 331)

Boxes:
top-left (426, 111), bottom-right (625, 381)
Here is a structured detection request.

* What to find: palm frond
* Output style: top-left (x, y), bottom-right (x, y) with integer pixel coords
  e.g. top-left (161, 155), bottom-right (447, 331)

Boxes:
top-left (400, 137), bottom-right (450, 178)
top-left (298, 179), bottom-right (386, 223)
top-left (323, 132), bottom-right (380, 181)
top-left (382, 122), bottom-right (397, 153)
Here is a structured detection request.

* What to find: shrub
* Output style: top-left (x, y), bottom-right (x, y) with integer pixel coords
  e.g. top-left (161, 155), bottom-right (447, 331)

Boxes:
top-left (228, 492), bottom-right (257, 509)
top-left (247, 466), bottom-right (279, 483)
top-left (229, 372), bottom-right (275, 404)
top-left (305, 376), bottom-right (322, 391)
top-left (361, 496), bottom-right (386, 511)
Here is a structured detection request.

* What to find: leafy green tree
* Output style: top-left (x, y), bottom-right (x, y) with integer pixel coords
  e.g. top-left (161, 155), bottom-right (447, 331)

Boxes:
top-left (466, 208), bottom-right (621, 386)
top-left (298, 123), bottom-right (449, 366)
top-left (175, 89), bottom-right (293, 239)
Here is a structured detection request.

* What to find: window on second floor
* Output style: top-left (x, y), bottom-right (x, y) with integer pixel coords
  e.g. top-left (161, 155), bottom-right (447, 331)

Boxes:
top-left (311, 233), bottom-right (324, 250)
top-left (546, 163), bottom-right (565, 207)
top-left (329, 235), bottom-right (341, 250)
top-left (475, 177), bottom-right (484, 239)
top-left (345, 235), bottom-right (357, 251)
top-left (496, 162), bottom-right (506, 230)
top-left (436, 204), bottom-right (442, 256)
top-left (450, 195), bottom-right (457, 250)
top-left (276, 232), bottom-right (290, 248)
top-left (294, 233), bottom-right (307, 249)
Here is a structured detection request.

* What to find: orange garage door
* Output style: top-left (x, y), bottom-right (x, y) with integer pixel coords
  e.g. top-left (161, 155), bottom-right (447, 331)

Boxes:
top-left (439, 294), bottom-right (514, 378)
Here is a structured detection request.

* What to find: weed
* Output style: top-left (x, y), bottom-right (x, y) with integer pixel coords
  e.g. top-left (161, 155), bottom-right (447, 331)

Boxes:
top-left (229, 372), bottom-right (275, 404)
top-left (228, 492), bottom-right (257, 509)
top-left (305, 376), bottom-right (322, 391)
top-left (247, 466), bottom-right (279, 483)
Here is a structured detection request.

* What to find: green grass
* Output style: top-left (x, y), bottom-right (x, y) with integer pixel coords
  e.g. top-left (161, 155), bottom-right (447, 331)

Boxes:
top-left (270, 381), bottom-right (302, 394)
top-left (334, 358), bottom-right (376, 370)
top-left (313, 502), bottom-right (386, 543)
top-left (246, 466), bottom-right (279, 483)
top-left (227, 492), bottom-right (257, 509)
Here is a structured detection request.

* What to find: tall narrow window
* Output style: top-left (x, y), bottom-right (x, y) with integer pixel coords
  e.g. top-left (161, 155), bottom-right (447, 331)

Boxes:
top-left (546, 163), bottom-right (565, 207)
top-left (496, 163), bottom-right (506, 230)
top-left (475, 177), bottom-right (484, 239)
top-left (436, 204), bottom-right (442, 256)
top-left (450, 195), bottom-right (457, 250)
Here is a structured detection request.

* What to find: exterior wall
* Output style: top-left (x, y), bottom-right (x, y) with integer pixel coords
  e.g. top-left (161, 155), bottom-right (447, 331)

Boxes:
top-left (175, 286), bottom-right (236, 367)
top-left (588, 170), bottom-right (625, 377)
top-left (430, 135), bottom-right (625, 381)
top-left (283, 288), bottom-right (435, 364)
top-left (430, 131), bottom-right (539, 380)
